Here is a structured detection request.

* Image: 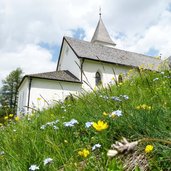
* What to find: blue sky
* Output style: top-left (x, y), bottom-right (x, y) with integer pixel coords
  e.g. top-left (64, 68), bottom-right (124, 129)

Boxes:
top-left (0, 0), bottom-right (171, 86)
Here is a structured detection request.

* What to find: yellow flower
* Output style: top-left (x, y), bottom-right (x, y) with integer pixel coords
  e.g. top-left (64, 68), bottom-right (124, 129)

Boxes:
top-left (103, 112), bottom-right (108, 116)
top-left (93, 120), bottom-right (108, 131)
top-left (145, 145), bottom-right (154, 153)
top-left (64, 140), bottom-right (68, 144)
top-left (14, 116), bottom-right (19, 121)
top-left (78, 149), bottom-right (90, 158)
top-left (9, 114), bottom-right (14, 118)
top-left (136, 104), bottom-right (151, 110)
top-left (37, 97), bottom-right (41, 101)
top-left (4, 116), bottom-right (8, 120)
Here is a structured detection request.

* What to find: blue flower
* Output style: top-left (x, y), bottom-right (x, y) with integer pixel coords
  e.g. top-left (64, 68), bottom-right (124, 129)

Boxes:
top-left (43, 157), bottom-right (53, 166)
top-left (111, 96), bottom-right (121, 102)
top-left (111, 110), bottom-right (122, 117)
top-left (85, 122), bottom-right (93, 128)
top-left (63, 119), bottom-right (78, 127)
top-left (92, 144), bottom-right (101, 151)
top-left (29, 165), bottom-right (39, 170)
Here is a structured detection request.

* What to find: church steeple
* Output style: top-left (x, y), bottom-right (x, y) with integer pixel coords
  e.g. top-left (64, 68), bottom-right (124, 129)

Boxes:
top-left (91, 12), bottom-right (116, 47)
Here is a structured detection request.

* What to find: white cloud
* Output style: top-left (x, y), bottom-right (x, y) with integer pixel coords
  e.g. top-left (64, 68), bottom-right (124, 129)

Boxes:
top-left (0, 0), bottom-right (171, 86)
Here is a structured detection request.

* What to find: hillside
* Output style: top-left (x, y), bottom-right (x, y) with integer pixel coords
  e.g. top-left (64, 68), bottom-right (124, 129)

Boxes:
top-left (0, 69), bottom-right (171, 171)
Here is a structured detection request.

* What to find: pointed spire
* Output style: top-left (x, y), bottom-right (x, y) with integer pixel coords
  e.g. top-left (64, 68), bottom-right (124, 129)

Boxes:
top-left (91, 13), bottom-right (116, 47)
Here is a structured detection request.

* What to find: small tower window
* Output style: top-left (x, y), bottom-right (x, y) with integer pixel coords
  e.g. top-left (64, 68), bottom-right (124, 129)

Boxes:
top-left (95, 72), bottom-right (102, 86)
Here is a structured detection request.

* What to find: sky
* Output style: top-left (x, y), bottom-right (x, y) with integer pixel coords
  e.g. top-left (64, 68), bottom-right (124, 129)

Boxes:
top-left (0, 0), bottom-right (171, 87)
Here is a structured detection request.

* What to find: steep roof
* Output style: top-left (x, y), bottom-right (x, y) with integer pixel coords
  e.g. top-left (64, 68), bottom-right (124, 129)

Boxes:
top-left (91, 17), bottom-right (116, 46)
top-left (65, 36), bottom-right (162, 70)
top-left (24, 70), bottom-right (81, 83)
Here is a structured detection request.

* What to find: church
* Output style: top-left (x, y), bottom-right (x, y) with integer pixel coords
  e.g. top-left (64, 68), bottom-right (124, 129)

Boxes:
top-left (17, 16), bottom-right (162, 115)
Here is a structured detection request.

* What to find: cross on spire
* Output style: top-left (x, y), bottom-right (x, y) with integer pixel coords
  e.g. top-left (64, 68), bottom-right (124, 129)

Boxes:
top-left (99, 7), bottom-right (101, 18)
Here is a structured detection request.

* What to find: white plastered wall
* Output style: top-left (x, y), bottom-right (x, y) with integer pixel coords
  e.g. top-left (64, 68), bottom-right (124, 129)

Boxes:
top-left (57, 40), bottom-right (81, 80)
top-left (17, 78), bottom-right (29, 116)
top-left (82, 60), bottom-right (132, 91)
top-left (28, 78), bottom-right (82, 112)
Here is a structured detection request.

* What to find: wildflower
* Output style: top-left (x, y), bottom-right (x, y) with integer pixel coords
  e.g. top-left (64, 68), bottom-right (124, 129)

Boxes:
top-left (0, 151), bottom-right (5, 155)
top-left (14, 116), bottom-right (19, 121)
top-left (111, 96), bottom-right (121, 102)
top-left (63, 119), bottom-right (78, 127)
top-left (13, 129), bottom-right (16, 132)
top-left (120, 95), bottom-right (129, 100)
top-left (145, 145), bottom-right (154, 153)
top-left (93, 120), bottom-right (108, 131)
top-left (110, 110), bottom-right (122, 117)
top-left (100, 95), bottom-right (109, 100)
top-left (153, 78), bottom-right (159, 81)
top-left (136, 104), bottom-right (151, 110)
top-left (92, 144), bottom-right (101, 151)
top-left (53, 125), bottom-right (59, 130)
top-left (78, 149), bottom-right (90, 158)
top-left (103, 112), bottom-right (108, 116)
top-left (40, 125), bottom-right (46, 130)
top-left (4, 116), bottom-right (8, 120)
top-left (64, 140), bottom-right (68, 143)
top-left (9, 114), bottom-right (14, 117)
top-left (85, 122), bottom-right (93, 128)
top-left (43, 157), bottom-right (53, 166)
top-left (37, 97), bottom-right (41, 101)
top-left (29, 164), bottom-right (39, 170)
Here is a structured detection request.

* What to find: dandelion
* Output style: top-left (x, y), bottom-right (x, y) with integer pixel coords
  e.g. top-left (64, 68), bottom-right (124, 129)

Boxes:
top-left (14, 116), bottom-right (19, 121)
top-left (92, 144), bottom-right (101, 151)
top-left (85, 122), bottom-right (93, 128)
top-left (43, 157), bottom-right (53, 166)
top-left (145, 145), bottom-right (154, 153)
top-left (29, 165), bottom-right (39, 170)
top-left (78, 149), bottom-right (90, 158)
top-left (9, 114), bottom-right (14, 117)
top-left (4, 116), bottom-right (8, 120)
top-left (93, 120), bottom-right (108, 131)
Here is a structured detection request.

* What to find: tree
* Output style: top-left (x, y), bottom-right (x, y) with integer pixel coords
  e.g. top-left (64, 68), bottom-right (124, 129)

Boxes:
top-left (0, 68), bottom-right (23, 115)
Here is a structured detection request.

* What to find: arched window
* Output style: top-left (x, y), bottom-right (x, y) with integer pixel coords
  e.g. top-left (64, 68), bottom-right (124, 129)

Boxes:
top-left (118, 74), bottom-right (123, 83)
top-left (95, 72), bottom-right (102, 86)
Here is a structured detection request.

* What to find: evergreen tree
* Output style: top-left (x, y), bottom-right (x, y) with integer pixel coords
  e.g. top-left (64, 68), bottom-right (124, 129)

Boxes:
top-left (0, 68), bottom-right (23, 115)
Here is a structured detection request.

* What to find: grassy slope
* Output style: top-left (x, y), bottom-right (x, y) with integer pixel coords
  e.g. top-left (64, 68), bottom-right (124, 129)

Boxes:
top-left (0, 69), bottom-right (171, 171)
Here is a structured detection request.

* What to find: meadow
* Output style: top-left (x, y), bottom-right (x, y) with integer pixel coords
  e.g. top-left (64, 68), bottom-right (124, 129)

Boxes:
top-left (0, 69), bottom-right (171, 171)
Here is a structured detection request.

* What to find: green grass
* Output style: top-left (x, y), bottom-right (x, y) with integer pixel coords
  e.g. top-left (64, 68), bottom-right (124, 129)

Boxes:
top-left (0, 69), bottom-right (171, 171)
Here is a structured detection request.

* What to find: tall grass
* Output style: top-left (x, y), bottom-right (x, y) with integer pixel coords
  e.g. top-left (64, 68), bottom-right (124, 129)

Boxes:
top-left (0, 69), bottom-right (171, 171)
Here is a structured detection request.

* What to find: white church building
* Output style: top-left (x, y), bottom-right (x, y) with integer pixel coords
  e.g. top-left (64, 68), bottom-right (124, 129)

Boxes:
top-left (17, 16), bottom-right (162, 115)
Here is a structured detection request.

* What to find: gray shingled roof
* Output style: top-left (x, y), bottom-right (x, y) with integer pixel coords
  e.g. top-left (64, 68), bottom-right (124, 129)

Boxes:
top-left (27, 70), bottom-right (81, 83)
top-left (91, 18), bottom-right (116, 46)
top-left (65, 36), bottom-right (162, 70)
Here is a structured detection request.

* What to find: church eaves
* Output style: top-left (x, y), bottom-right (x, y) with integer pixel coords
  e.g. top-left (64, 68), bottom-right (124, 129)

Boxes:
top-left (91, 17), bottom-right (116, 47)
